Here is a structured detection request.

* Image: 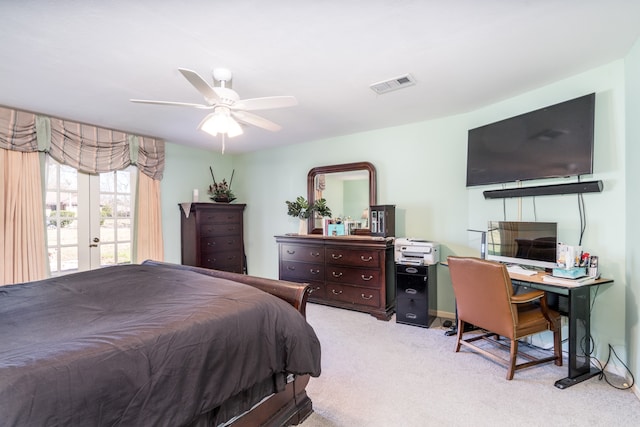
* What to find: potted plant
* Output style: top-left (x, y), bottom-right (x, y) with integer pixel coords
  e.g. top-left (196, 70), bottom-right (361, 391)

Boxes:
top-left (286, 196), bottom-right (332, 234)
top-left (208, 166), bottom-right (236, 203)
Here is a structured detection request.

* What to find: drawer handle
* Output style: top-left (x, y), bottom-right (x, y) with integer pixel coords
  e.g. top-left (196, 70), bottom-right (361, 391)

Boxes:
top-left (207, 242), bottom-right (216, 246)
top-left (332, 289), bottom-right (343, 295)
top-left (360, 255), bottom-right (373, 262)
top-left (310, 252), bottom-right (320, 257)
top-left (331, 254), bottom-right (343, 260)
top-left (287, 266), bottom-right (296, 271)
top-left (406, 313), bottom-right (417, 319)
top-left (310, 269), bottom-right (320, 275)
top-left (361, 293), bottom-right (373, 300)
top-left (308, 286), bottom-right (321, 294)
top-left (361, 275), bottom-right (373, 281)
top-left (332, 271), bottom-right (343, 278)
top-left (405, 288), bottom-right (417, 295)
top-left (286, 249), bottom-right (296, 254)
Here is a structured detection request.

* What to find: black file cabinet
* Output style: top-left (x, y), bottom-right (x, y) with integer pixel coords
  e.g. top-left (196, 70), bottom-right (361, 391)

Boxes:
top-left (395, 264), bottom-right (437, 327)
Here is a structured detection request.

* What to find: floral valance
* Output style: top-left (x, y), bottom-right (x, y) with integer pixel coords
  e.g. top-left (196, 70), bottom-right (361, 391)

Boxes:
top-left (0, 106), bottom-right (164, 180)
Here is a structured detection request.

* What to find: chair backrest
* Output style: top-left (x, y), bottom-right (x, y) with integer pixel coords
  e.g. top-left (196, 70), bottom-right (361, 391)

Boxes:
top-left (448, 257), bottom-right (516, 338)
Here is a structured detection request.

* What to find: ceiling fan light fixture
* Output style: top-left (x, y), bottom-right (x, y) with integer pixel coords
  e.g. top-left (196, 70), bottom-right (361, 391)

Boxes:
top-left (199, 108), bottom-right (243, 138)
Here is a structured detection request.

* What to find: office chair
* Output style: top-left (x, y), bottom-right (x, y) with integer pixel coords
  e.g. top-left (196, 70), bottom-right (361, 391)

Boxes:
top-left (447, 256), bottom-right (562, 380)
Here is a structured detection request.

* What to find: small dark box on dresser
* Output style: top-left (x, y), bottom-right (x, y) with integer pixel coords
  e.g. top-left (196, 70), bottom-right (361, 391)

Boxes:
top-left (370, 205), bottom-right (395, 237)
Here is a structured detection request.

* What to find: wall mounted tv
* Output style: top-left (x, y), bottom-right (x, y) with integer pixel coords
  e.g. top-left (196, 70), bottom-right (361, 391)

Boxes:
top-left (466, 93), bottom-right (595, 187)
top-left (486, 221), bottom-right (557, 270)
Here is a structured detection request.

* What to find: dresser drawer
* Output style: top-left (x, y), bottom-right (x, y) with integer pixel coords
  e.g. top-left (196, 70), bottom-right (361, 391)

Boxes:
top-left (325, 266), bottom-right (381, 288)
top-left (280, 244), bottom-right (324, 263)
top-left (198, 211), bottom-right (242, 225)
top-left (325, 247), bottom-right (380, 268)
top-left (201, 236), bottom-right (243, 252)
top-left (199, 223), bottom-right (243, 237)
top-left (305, 281), bottom-right (327, 301)
top-left (326, 283), bottom-right (380, 308)
top-left (280, 261), bottom-right (325, 282)
top-left (201, 250), bottom-right (243, 272)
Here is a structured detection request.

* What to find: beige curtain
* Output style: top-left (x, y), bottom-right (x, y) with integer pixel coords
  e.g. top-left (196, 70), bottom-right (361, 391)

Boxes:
top-left (0, 148), bottom-right (46, 285)
top-left (135, 170), bottom-right (164, 263)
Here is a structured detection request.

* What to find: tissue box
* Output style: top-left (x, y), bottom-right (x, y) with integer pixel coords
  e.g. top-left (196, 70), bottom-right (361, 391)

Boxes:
top-left (552, 267), bottom-right (587, 279)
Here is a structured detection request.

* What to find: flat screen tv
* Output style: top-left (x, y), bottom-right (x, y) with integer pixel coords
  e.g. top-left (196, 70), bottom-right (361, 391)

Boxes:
top-left (466, 93), bottom-right (595, 187)
top-left (486, 221), bottom-right (557, 269)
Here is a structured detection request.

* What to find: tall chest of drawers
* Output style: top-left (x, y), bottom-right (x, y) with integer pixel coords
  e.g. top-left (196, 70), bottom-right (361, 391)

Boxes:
top-left (275, 235), bottom-right (395, 320)
top-left (180, 203), bottom-right (246, 274)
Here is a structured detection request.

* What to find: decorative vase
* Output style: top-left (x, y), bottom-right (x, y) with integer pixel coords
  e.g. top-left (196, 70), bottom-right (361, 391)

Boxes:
top-left (298, 218), bottom-right (308, 235)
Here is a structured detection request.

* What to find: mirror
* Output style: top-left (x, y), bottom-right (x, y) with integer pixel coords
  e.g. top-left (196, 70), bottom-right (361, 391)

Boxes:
top-left (307, 162), bottom-right (377, 234)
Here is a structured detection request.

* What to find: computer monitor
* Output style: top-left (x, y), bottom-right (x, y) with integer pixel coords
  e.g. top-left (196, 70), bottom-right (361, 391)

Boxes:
top-left (486, 221), bottom-right (557, 269)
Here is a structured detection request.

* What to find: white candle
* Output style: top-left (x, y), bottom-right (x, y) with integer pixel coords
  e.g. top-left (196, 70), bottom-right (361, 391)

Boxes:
top-left (193, 189), bottom-right (199, 202)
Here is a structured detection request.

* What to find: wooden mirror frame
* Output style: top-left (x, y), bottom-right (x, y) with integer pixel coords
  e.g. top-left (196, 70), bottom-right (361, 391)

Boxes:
top-left (306, 161), bottom-right (377, 234)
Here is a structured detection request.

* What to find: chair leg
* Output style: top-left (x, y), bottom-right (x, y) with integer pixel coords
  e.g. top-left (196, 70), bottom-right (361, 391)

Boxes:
top-left (507, 339), bottom-right (518, 380)
top-left (553, 327), bottom-right (563, 366)
top-left (455, 319), bottom-right (464, 352)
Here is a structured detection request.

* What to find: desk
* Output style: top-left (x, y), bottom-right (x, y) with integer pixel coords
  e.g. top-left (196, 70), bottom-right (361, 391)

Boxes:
top-left (509, 271), bottom-right (613, 389)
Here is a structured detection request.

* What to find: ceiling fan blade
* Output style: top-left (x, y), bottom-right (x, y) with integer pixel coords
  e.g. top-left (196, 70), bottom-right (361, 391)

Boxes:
top-left (232, 111), bottom-right (282, 131)
top-left (232, 96), bottom-right (298, 111)
top-left (178, 68), bottom-right (221, 104)
top-left (130, 99), bottom-right (212, 109)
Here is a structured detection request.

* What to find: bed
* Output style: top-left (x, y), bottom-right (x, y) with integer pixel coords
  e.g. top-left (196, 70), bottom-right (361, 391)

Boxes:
top-left (0, 260), bottom-right (321, 426)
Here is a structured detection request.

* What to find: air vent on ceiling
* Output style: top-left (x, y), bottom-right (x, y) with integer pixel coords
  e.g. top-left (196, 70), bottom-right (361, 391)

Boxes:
top-left (369, 74), bottom-right (416, 94)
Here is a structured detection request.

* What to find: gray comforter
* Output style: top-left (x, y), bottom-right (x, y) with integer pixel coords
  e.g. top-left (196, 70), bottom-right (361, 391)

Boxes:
top-left (0, 264), bottom-right (321, 426)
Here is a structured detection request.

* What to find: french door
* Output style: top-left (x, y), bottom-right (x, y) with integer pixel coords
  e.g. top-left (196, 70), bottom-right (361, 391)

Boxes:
top-left (45, 158), bottom-right (136, 275)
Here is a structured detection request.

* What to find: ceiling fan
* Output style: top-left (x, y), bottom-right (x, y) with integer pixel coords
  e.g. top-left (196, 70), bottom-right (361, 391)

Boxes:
top-left (130, 67), bottom-right (297, 148)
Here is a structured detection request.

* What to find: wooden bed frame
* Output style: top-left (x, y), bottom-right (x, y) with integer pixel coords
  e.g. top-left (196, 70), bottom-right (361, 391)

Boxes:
top-left (142, 261), bottom-right (314, 426)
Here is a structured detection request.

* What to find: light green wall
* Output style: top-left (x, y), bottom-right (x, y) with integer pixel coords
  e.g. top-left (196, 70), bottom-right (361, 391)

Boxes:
top-left (159, 53), bottom-right (637, 377)
top-left (625, 38), bottom-right (640, 385)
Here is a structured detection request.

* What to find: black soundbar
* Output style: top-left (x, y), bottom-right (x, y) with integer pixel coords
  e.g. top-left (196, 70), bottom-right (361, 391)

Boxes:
top-left (483, 180), bottom-right (603, 199)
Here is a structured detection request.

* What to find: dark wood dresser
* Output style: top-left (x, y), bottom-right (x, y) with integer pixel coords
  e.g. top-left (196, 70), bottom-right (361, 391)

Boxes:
top-left (180, 203), bottom-right (246, 274)
top-left (275, 234), bottom-right (395, 320)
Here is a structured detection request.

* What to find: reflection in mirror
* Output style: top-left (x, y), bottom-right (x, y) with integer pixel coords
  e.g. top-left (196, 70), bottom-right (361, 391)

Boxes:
top-left (307, 162), bottom-right (376, 234)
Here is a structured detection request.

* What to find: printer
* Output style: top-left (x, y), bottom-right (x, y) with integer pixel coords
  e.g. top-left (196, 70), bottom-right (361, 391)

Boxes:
top-left (394, 238), bottom-right (440, 266)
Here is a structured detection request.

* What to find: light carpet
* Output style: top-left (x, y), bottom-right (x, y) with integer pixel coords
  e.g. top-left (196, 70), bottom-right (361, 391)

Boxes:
top-left (300, 303), bottom-right (640, 427)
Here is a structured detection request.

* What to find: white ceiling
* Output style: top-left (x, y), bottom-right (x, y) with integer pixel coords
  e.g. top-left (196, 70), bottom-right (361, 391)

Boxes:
top-left (1, 1), bottom-right (639, 154)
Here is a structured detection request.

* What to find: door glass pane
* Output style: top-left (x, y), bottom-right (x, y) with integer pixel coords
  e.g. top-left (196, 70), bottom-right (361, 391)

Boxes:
top-left (59, 245), bottom-right (78, 272)
top-left (98, 168), bottom-right (134, 267)
top-left (46, 161), bottom-right (79, 275)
